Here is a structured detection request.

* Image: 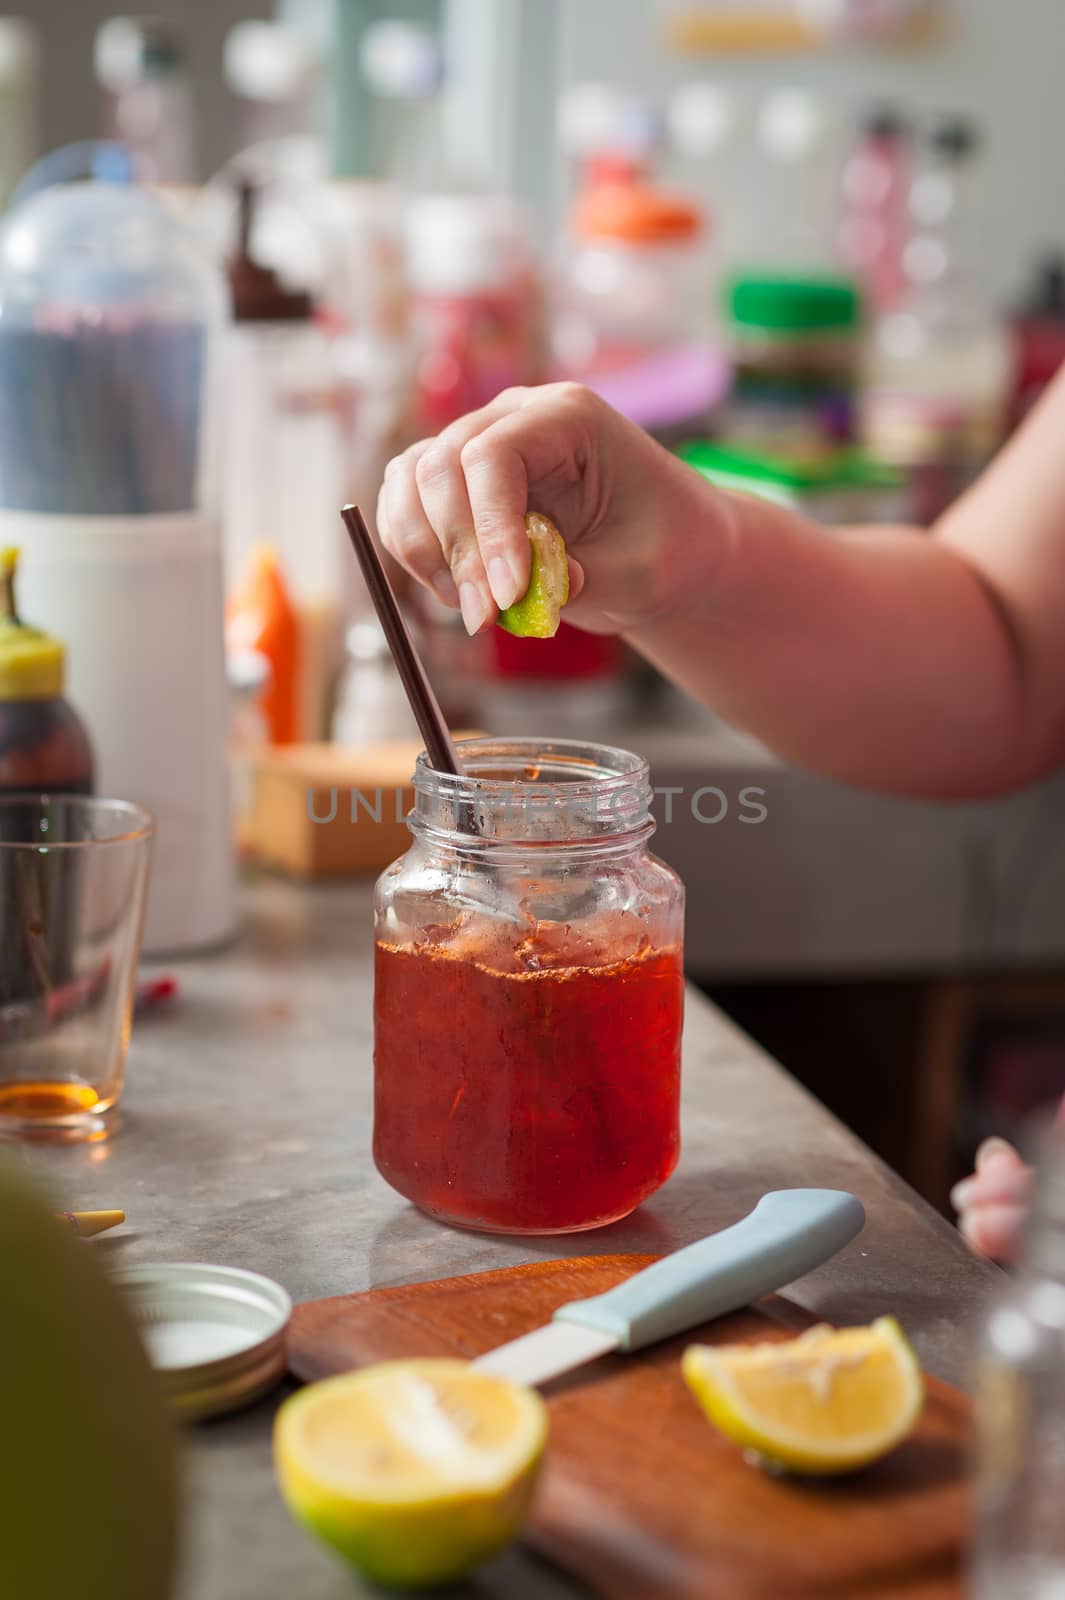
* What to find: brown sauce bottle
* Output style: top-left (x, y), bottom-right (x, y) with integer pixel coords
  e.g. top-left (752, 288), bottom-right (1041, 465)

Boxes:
top-left (0, 548), bottom-right (93, 796)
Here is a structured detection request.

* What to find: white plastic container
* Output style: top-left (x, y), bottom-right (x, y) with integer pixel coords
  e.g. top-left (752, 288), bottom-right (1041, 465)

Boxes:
top-left (198, 156), bottom-right (409, 715)
top-left (9, 512), bottom-right (233, 952)
top-left (554, 180), bottom-right (707, 377)
top-left (0, 172), bottom-right (234, 953)
top-left (223, 316), bottom-right (343, 740)
top-left (221, 178), bottom-right (346, 742)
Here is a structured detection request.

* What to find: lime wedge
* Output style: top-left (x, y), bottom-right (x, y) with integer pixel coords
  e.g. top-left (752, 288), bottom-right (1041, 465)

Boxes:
top-left (498, 513), bottom-right (569, 639)
top-left (274, 1358), bottom-right (548, 1588)
top-left (683, 1317), bottom-right (923, 1476)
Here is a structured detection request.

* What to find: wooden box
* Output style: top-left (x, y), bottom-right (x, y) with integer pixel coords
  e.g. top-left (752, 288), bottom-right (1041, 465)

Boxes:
top-left (246, 738), bottom-right (444, 878)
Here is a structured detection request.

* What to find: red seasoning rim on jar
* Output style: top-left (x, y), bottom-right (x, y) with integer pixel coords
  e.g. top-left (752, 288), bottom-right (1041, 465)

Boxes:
top-left (416, 735), bottom-right (651, 798)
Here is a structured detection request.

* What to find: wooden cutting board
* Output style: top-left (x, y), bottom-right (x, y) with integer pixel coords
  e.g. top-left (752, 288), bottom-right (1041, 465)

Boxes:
top-left (288, 1255), bottom-right (969, 1600)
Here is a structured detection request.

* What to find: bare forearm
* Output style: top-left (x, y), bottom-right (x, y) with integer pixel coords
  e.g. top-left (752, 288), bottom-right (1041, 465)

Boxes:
top-left (629, 480), bottom-right (1036, 798)
top-left (375, 375), bottom-right (1065, 797)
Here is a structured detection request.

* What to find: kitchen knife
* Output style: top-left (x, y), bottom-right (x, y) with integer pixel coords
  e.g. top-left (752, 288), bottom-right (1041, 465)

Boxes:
top-left (473, 1188), bottom-right (864, 1387)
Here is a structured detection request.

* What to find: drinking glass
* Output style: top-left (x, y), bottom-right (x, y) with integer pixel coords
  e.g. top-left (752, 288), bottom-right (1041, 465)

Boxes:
top-left (0, 795), bottom-right (154, 1142)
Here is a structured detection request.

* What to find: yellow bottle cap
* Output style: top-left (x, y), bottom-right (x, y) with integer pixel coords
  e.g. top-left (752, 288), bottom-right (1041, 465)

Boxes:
top-left (0, 547), bottom-right (66, 700)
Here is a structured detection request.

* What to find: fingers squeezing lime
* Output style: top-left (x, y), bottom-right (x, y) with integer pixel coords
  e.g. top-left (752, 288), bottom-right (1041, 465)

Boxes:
top-left (497, 513), bottom-right (570, 639)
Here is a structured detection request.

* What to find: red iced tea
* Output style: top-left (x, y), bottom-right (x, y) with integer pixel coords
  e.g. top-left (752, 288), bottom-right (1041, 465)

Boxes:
top-left (373, 919), bottom-right (683, 1233)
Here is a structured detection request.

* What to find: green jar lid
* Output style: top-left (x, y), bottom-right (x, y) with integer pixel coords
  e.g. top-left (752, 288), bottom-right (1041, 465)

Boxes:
top-left (728, 274), bottom-right (861, 332)
top-left (677, 441), bottom-right (904, 493)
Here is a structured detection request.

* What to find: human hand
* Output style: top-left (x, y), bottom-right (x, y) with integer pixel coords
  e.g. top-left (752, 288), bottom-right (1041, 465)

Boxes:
top-left (376, 382), bottom-right (725, 637)
top-left (951, 1137), bottom-right (1034, 1262)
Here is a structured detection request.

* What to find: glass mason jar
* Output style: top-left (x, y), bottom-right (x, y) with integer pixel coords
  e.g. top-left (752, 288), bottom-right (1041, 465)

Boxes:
top-left (970, 1143), bottom-right (1065, 1598)
top-left (373, 737), bottom-right (685, 1234)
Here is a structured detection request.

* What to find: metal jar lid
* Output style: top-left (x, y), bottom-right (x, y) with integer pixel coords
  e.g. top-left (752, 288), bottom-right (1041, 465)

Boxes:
top-left (114, 1262), bottom-right (292, 1422)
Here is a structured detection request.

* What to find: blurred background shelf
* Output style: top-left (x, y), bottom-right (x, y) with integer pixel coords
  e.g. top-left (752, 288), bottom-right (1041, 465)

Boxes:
top-left (665, 2), bottom-right (951, 57)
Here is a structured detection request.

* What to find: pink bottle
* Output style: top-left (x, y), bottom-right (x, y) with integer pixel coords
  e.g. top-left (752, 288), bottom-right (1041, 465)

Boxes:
top-left (837, 107), bottom-right (910, 316)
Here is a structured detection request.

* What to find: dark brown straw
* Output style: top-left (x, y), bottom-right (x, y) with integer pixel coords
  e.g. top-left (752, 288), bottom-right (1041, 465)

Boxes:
top-left (341, 505), bottom-right (462, 775)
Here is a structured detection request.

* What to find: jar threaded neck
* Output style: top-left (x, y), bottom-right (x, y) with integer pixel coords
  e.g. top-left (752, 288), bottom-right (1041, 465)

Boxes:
top-left (412, 736), bottom-right (653, 847)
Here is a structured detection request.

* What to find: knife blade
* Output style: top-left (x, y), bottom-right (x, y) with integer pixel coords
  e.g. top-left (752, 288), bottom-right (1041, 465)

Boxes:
top-left (473, 1188), bottom-right (864, 1387)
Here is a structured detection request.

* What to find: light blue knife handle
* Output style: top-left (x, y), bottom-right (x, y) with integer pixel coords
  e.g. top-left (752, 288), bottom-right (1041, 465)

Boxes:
top-left (553, 1189), bottom-right (864, 1352)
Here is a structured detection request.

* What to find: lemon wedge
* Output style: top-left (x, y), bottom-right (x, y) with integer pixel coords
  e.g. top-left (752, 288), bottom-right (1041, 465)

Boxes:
top-left (274, 1359), bottom-right (548, 1589)
top-left (682, 1317), bottom-right (923, 1476)
top-left (498, 512), bottom-right (569, 638)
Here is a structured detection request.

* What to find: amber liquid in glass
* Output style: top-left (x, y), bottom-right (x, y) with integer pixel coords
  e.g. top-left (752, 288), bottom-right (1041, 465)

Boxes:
top-left (374, 919), bottom-right (683, 1233)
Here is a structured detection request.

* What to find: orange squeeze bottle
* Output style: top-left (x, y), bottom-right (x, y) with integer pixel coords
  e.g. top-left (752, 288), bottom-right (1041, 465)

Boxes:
top-left (226, 547), bottom-right (299, 744)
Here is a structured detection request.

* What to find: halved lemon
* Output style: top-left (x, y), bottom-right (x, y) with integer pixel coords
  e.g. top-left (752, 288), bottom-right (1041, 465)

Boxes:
top-left (274, 1359), bottom-right (548, 1589)
top-left (498, 512), bottom-right (569, 638)
top-left (682, 1317), bottom-right (923, 1476)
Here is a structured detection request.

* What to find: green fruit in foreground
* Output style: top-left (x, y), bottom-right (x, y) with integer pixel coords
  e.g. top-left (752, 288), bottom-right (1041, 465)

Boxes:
top-left (0, 1159), bottom-right (180, 1599)
top-left (497, 513), bottom-right (570, 639)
